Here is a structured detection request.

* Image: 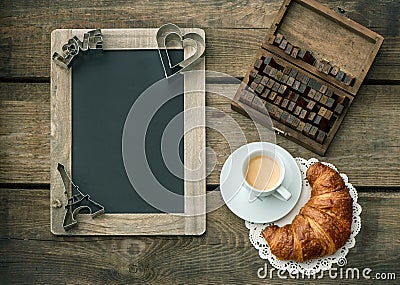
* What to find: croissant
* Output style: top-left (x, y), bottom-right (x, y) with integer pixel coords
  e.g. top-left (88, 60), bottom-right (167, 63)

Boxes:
top-left (262, 162), bottom-right (352, 262)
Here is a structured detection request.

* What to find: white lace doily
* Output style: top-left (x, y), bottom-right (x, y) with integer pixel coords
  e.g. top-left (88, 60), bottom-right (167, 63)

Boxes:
top-left (245, 157), bottom-right (362, 275)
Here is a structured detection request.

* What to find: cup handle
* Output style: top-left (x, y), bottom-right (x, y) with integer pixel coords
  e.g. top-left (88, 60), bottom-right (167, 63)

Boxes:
top-left (248, 189), bottom-right (262, 203)
top-left (272, 185), bottom-right (292, 201)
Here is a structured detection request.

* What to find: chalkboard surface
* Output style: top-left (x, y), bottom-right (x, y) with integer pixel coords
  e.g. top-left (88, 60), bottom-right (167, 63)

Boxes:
top-left (72, 49), bottom-right (184, 213)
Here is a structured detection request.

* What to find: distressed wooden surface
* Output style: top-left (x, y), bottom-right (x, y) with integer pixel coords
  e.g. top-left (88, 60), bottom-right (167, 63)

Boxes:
top-left (0, 0), bottom-right (399, 79)
top-left (0, 83), bottom-right (50, 184)
top-left (1, 0), bottom-right (399, 284)
top-left (0, 189), bottom-right (399, 284)
top-left (2, 83), bottom-right (400, 186)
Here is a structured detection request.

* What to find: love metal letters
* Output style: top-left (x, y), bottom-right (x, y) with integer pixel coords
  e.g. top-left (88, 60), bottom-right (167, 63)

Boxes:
top-left (52, 29), bottom-right (103, 68)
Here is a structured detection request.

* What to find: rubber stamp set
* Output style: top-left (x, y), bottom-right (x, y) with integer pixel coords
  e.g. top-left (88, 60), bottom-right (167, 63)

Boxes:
top-left (232, 0), bottom-right (383, 155)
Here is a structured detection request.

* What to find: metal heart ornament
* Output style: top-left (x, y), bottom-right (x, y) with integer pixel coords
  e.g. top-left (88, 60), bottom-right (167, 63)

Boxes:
top-left (156, 23), bottom-right (205, 78)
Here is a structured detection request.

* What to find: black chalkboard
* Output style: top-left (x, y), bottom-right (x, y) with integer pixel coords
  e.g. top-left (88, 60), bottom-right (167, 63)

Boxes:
top-left (71, 49), bottom-right (184, 213)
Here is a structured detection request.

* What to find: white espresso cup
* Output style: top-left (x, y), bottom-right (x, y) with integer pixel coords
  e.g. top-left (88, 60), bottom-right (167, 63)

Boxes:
top-left (242, 149), bottom-right (292, 202)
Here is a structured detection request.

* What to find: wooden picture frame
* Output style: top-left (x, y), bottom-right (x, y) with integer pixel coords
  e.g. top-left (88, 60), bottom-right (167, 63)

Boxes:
top-left (50, 29), bottom-right (206, 235)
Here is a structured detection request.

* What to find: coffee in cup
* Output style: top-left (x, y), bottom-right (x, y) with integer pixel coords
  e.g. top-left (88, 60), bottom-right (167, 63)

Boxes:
top-left (242, 149), bottom-right (291, 202)
top-left (245, 155), bottom-right (281, 191)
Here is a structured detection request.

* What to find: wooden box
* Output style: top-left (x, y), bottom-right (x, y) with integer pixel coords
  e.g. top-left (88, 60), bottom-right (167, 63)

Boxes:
top-left (231, 0), bottom-right (383, 155)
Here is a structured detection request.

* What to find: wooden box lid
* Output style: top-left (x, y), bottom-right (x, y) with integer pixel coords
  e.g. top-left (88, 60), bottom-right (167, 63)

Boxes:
top-left (262, 0), bottom-right (384, 96)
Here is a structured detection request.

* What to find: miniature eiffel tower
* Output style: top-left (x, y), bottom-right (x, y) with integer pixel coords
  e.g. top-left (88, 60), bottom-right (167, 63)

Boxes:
top-left (57, 163), bottom-right (104, 230)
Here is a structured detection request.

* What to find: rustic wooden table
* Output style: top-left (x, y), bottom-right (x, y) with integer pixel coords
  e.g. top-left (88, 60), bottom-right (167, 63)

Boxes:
top-left (1, 0), bottom-right (399, 284)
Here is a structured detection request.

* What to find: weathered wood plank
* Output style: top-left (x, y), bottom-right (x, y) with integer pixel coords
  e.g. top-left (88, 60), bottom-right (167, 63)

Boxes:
top-left (207, 84), bottom-right (400, 187)
top-left (0, 83), bottom-right (50, 184)
top-left (1, 83), bottom-right (399, 186)
top-left (0, 0), bottom-right (278, 29)
top-left (0, 0), bottom-right (396, 35)
top-left (0, 189), bottom-right (399, 284)
top-left (0, 0), bottom-right (398, 79)
top-left (208, 33), bottom-right (400, 81)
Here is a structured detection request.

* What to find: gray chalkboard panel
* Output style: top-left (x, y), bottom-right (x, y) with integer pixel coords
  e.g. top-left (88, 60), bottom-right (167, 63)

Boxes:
top-left (72, 50), bottom-right (184, 213)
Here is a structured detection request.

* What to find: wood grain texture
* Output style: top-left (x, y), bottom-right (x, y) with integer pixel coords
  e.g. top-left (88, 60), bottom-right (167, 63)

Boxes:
top-left (0, 83), bottom-right (50, 184)
top-left (50, 29), bottom-right (73, 235)
top-left (0, 189), bottom-right (399, 284)
top-left (183, 39), bottom-right (206, 235)
top-left (0, 0), bottom-right (398, 79)
top-left (49, 29), bottom-right (206, 235)
top-left (2, 83), bottom-right (399, 187)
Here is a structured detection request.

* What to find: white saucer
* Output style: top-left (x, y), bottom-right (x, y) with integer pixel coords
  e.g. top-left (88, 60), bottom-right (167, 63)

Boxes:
top-left (220, 142), bottom-right (302, 223)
